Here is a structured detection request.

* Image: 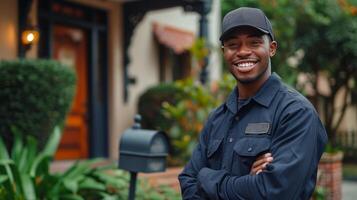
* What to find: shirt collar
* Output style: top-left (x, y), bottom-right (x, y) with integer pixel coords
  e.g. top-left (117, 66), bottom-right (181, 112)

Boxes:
top-left (225, 73), bottom-right (282, 113)
top-left (225, 86), bottom-right (239, 114)
top-left (252, 73), bottom-right (282, 107)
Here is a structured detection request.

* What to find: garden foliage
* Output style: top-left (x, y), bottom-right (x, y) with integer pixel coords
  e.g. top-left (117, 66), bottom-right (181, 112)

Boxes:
top-left (0, 59), bottom-right (76, 149)
top-left (162, 75), bottom-right (235, 165)
top-left (138, 83), bottom-right (183, 131)
top-left (0, 127), bottom-right (181, 200)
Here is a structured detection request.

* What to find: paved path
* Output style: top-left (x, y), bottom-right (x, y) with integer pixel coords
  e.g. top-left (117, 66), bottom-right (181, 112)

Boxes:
top-left (343, 180), bottom-right (357, 200)
top-left (52, 161), bottom-right (356, 199)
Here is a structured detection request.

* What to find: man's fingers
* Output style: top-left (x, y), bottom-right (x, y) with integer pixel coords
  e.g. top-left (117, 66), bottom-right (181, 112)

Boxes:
top-left (252, 157), bottom-right (271, 168)
top-left (252, 154), bottom-right (273, 168)
top-left (251, 163), bottom-right (268, 174)
top-left (250, 153), bottom-right (273, 175)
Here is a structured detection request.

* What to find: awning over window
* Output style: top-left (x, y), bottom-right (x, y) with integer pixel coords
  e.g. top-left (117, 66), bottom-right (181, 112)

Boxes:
top-left (153, 23), bottom-right (195, 54)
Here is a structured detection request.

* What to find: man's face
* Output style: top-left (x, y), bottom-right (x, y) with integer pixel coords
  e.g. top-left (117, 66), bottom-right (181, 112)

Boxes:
top-left (222, 26), bottom-right (277, 84)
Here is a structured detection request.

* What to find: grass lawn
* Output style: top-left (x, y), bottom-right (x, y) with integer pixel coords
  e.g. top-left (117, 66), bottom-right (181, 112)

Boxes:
top-left (343, 163), bottom-right (357, 181)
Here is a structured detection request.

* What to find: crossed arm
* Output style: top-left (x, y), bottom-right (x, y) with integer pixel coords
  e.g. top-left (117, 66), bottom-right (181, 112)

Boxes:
top-left (251, 153), bottom-right (273, 175)
top-left (179, 107), bottom-right (327, 200)
top-left (178, 138), bottom-right (273, 200)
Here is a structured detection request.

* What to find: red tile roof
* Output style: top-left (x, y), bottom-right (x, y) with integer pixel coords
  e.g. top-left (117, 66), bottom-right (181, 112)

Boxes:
top-left (153, 22), bottom-right (195, 54)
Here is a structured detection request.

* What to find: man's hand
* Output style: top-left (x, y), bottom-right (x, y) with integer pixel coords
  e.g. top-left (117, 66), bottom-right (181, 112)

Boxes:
top-left (250, 153), bottom-right (273, 175)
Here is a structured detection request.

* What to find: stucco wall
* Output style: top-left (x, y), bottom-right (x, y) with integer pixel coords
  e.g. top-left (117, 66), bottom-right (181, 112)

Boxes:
top-left (122, 1), bottom-right (222, 160)
top-left (0, 0), bottom-right (18, 60)
top-left (71, 0), bottom-right (223, 160)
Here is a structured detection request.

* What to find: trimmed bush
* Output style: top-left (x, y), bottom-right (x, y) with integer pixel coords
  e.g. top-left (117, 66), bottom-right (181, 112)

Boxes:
top-left (0, 59), bottom-right (76, 149)
top-left (138, 83), bottom-right (183, 131)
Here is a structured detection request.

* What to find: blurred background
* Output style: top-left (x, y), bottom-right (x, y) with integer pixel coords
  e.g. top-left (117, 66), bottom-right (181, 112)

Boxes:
top-left (0, 0), bottom-right (356, 199)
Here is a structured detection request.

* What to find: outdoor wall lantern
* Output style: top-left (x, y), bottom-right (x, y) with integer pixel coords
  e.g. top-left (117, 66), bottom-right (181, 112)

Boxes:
top-left (21, 25), bottom-right (40, 47)
top-left (119, 115), bottom-right (169, 200)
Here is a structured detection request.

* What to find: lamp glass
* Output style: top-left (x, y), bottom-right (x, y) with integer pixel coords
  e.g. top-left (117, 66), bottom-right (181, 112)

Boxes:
top-left (22, 29), bottom-right (39, 45)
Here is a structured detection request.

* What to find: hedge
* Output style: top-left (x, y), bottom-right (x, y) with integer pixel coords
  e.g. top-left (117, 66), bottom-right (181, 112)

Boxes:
top-left (137, 83), bottom-right (183, 131)
top-left (0, 59), bottom-right (76, 149)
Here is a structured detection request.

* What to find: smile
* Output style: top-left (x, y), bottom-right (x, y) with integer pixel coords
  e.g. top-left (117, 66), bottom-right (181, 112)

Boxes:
top-left (233, 61), bottom-right (257, 73)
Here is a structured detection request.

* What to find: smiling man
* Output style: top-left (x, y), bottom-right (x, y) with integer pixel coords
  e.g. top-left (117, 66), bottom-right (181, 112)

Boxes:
top-left (178, 7), bottom-right (328, 200)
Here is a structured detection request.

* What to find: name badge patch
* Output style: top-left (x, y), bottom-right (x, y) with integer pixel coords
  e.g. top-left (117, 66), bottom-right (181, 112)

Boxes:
top-left (245, 123), bottom-right (270, 135)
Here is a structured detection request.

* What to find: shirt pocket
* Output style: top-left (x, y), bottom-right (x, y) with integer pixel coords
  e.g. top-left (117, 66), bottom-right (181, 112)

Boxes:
top-left (232, 137), bottom-right (271, 175)
top-left (206, 139), bottom-right (223, 169)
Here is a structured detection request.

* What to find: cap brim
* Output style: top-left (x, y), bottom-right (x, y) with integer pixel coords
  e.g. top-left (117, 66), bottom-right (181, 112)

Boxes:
top-left (219, 25), bottom-right (269, 41)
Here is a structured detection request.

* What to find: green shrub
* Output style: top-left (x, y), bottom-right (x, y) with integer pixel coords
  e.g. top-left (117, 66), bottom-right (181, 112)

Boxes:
top-left (138, 75), bottom-right (235, 166)
top-left (312, 186), bottom-right (327, 200)
top-left (0, 59), bottom-right (76, 149)
top-left (162, 75), bottom-right (235, 166)
top-left (0, 128), bottom-right (181, 200)
top-left (138, 83), bottom-right (183, 131)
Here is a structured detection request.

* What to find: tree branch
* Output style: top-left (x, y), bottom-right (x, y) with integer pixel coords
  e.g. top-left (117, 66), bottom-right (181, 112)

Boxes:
top-left (332, 85), bottom-right (351, 134)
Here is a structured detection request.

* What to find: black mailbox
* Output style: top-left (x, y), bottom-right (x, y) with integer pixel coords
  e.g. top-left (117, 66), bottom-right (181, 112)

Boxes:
top-left (119, 115), bottom-right (170, 200)
top-left (119, 116), bottom-right (169, 173)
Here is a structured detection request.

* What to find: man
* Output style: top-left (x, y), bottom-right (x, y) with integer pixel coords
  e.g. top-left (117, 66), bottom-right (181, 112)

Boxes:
top-left (178, 7), bottom-right (327, 200)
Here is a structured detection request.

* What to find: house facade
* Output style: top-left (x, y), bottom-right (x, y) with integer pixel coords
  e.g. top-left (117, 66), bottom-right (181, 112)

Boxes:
top-left (0, 0), bottom-right (222, 160)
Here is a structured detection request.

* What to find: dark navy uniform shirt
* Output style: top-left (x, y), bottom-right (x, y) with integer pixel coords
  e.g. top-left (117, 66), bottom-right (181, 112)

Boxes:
top-left (178, 73), bottom-right (328, 200)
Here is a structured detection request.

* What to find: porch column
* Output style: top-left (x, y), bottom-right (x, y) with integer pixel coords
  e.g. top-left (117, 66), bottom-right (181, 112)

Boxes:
top-left (198, 0), bottom-right (212, 84)
top-left (18, 0), bottom-right (33, 58)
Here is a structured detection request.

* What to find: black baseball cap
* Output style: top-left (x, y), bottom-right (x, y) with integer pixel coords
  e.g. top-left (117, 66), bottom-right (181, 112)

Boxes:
top-left (220, 7), bottom-right (274, 42)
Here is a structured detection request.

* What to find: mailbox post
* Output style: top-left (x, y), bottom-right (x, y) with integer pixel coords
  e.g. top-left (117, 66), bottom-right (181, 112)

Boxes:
top-left (119, 115), bottom-right (169, 200)
top-left (128, 170), bottom-right (137, 200)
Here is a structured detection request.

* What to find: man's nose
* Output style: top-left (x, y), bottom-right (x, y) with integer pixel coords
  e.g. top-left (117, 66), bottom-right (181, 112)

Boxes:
top-left (236, 45), bottom-right (252, 57)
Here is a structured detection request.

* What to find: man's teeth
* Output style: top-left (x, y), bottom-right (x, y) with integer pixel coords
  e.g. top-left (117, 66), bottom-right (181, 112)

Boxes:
top-left (237, 62), bottom-right (255, 68)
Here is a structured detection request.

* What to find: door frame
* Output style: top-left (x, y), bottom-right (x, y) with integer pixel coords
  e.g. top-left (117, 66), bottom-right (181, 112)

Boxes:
top-left (37, 0), bottom-right (109, 158)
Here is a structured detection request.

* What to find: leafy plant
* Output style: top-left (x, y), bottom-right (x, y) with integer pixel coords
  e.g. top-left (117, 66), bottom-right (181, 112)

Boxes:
top-left (189, 38), bottom-right (210, 74)
top-left (0, 128), bottom-right (181, 199)
top-left (312, 186), bottom-right (327, 200)
top-left (0, 127), bottom-right (62, 199)
top-left (294, 0), bottom-right (357, 149)
top-left (138, 83), bottom-right (183, 131)
top-left (0, 59), bottom-right (76, 150)
top-left (162, 75), bottom-right (235, 165)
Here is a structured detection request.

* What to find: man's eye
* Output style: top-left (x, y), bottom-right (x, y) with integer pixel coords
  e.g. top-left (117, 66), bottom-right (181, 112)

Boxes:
top-left (250, 40), bottom-right (261, 46)
top-left (227, 44), bottom-right (238, 49)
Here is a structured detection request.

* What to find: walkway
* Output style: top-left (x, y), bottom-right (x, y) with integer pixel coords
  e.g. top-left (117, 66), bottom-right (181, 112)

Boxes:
top-left (342, 180), bottom-right (357, 200)
top-left (51, 161), bottom-right (357, 199)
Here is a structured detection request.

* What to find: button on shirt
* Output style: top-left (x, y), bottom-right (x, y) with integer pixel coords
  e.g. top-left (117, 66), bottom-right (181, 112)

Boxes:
top-left (178, 73), bottom-right (328, 200)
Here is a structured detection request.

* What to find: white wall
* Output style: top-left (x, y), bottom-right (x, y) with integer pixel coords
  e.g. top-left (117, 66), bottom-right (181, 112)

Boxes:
top-left (0, 0), bottom-right (18, 60)
top-left (72, 0), bottom-right (220, 160)
top-left (127, 1), bottom-right (222, 115)
top-left (207, 0), bottom-right (222, 82)
top-left (72, 0), bottom-right (220, 161)
top-left (345, 106), bottom-right (357, 132)
top-left (129, 0), bottom-right (222, 85)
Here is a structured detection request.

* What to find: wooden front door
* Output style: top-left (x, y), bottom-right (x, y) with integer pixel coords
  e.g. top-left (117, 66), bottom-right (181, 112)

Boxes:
top-left (53, 25), bottom-right (88, 159)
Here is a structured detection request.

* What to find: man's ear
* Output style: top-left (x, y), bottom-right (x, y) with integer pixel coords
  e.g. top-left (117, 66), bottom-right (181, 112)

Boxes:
top-left (269, 41), bottom-right (277, 57)
top-left (221, 46), bottom-right (225, 53)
